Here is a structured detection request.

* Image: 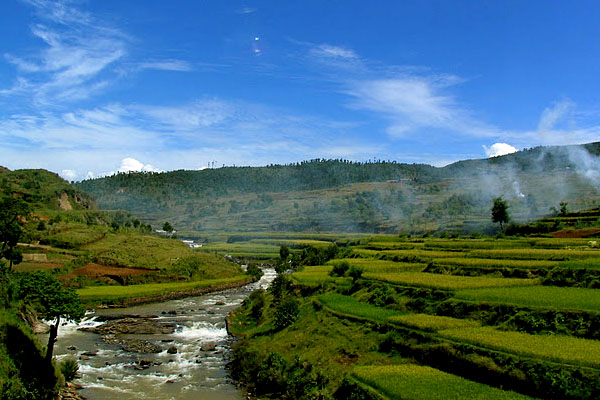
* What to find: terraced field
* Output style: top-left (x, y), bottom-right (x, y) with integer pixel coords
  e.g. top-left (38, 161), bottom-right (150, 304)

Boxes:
top-left (272, 235), bottom-right (600, 399)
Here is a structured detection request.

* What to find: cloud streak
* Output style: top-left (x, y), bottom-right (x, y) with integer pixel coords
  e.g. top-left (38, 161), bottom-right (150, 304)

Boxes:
top-left (3, 1), bottom-right (128, 105)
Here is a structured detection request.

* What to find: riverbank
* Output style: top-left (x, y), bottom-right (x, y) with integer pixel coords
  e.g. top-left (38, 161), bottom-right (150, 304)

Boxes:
top-left (52, 269), bottom-right (276, 400)
top-left (77, 275), bottom-right (255, 307)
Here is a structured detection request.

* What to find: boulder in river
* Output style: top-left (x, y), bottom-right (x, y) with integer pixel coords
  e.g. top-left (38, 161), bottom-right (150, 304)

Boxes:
top-left (201, 343), bottom-right (216, 352)
top-left (167, 346), bottom-right (178, 354)
top-left (79, 317), bottom-right (177, 335)
top-left (120, 338), bottom-right (161, 353)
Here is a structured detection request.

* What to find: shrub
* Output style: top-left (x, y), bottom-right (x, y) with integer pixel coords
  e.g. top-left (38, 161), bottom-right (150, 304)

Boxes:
top-left (246, 264), bottom-right (264, 280)
top-left (249, 289), bottom-right (266, 321)
top-left (330, 261), bottom-right (350, 277)
top-left (270, 275), bottom-right (290, 304)
top-left (348, 266), bottom-right (364, 283)
top-left (274, 297), bottom-right (300, 330)
top-left (60, 358), bottom-right (79, 382)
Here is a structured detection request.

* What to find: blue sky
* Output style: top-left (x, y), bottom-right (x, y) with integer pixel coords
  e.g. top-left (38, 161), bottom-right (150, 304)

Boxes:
top-left (1, 0), bottom-right (599, 180)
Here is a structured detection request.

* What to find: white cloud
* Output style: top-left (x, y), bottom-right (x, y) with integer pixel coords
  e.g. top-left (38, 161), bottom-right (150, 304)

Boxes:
top-left (312, 44), bottom-right (357, 59)
top-left (538, 100), bottom-right (574, 132)
top-left (2, 1), bottom-right (127, 104)
top-left (347, 77), bottom-right (495, 138)
top-left (138, 60), bottom-right (193, 72)
top-left (236, 7), bottom-right (257, 14)
top-left (133, 99), bottom-right (233, 131)
top-left (60, 169), bottom-right (77, 181)
top-left (118, 158), bottom-right (162, 173)
top-left (483, 143), bottom-right (519, 158)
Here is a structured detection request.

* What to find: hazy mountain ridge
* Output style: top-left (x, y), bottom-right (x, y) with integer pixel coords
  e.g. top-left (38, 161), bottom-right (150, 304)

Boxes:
top-left (75, 142), bottom-right (600, 234)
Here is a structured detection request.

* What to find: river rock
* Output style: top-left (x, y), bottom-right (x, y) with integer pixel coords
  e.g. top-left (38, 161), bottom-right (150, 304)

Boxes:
top-left (120, 338), bottom-right (161, 353)
top-left (139, 359), bottom-right (153, 367)
top-left (81, 351), bottom-right (97, 356)
top-left (167, 346), bottom-right (178, 354)
top-left (215, 301), bottom-right (226, 306)
top-left (79, 317), bottom-right (177, 335)
top-left (201, 343), bottom-right (216, 352)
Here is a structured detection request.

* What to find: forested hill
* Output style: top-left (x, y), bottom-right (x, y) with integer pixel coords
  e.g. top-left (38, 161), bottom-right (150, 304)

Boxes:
top-left (75, 142), bottom-right (600, 234)
top-left (78, 159), bottom-right (439, 198)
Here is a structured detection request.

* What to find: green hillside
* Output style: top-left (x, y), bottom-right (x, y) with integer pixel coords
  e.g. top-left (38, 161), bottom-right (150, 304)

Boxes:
top-left (0, 168), bottom-right (96, 211)
top-left (76, 142), bottom-right (600, 234)
top-left (0, 167), bottom-right (252, 397)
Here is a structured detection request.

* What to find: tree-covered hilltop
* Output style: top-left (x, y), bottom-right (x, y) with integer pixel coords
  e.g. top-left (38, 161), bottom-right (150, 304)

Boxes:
top-left (75, 142), bottom-right (600, 234)
top-left (77, 159), bottom-right (438, 204)
top-left (0, 168), bottom-right (96, 211)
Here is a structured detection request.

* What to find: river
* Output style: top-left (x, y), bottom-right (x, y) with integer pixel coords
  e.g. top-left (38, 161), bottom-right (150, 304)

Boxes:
top-left (52, 269), bottom-right (276, 400)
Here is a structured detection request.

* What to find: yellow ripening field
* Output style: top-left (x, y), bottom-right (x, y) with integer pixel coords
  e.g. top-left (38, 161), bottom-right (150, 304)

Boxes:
top-left (440, 327), bottom-right (600, 368)
top-left (364, 272), bottom-right (540, 290)
top-left (352, 365), bottom-right (535, 400)
top-left (388, 313), bottom-right (481, 331)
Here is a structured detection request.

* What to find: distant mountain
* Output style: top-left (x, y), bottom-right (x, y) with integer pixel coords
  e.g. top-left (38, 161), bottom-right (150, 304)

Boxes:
top-left (75, 142), bottom-right (600, 234)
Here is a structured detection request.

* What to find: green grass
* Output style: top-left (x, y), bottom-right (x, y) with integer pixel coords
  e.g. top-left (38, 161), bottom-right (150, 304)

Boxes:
top-left (250, 238), bottom-right (334, 248)
top-left (291, 270), bottom-right (349, 286)
top-left (327, 258), bottom-right (426, 272)
top-left (469, 248), bottom-right (600, 261)
top-left (433, 257), bottom-right (559, 270)
top-left (364, 272), bottom-right (540, 290)
top-left (83, 231), bottom-right (199, 269)
top-left (43, 224), bottom-right (107, 248)
top-left (77, 275), bottom-right (251, 303)
top-left (388, 313), bottom-right (481, 331)
top-left (318, 293), bottom-right (401, 323)
top-left (440, 327), bottom-right (600, 368)
top-left (455, 286), bottom-right (600, 312)
top-left (199, 242), bottom-right (280, 254)
top-left (352, 364), bottom-right (534, 400)
top-left (424, 240), bottom-right (533, 250)
top-left (353, 248), bottom-right (462, 260)
top-left (363, 241), bottom-right (425, 250)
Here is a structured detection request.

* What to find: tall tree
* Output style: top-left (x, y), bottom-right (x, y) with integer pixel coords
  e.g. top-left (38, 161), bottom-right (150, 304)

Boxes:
top-left (0, 197), bottom-right (29, 271)
top-left (16, 271), bottom-right (84, 362)
top-left (491, 197), bottom-right (510, 230)
top-left (163, 221), bottom-right (174, 233)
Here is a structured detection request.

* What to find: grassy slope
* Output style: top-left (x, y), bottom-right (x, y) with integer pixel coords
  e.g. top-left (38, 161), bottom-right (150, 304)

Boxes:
top-left (3, 167), bottom-right (248, 303)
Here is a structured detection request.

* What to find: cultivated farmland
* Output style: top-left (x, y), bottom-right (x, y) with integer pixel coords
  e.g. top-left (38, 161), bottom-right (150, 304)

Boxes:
top-left (231, 233), bottom-right (600, 399)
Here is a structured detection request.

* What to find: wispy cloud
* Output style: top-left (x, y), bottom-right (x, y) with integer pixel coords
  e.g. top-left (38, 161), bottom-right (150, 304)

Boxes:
top-left (2, 1), bottom-right (194, 106)
top-left (312, 44), bottom-right (357, 59)
top-left (2, 0), bottom-right (127, 105)
top-left (538, 100), bottom-right (575, 132)
top-left (0, 97), bottom-right (383, 179)
top-left (307, 43), bottom-right (497, 140)
top-left (347, 76), bottom-right (496, 138)
top-left (308, 42), bottom-right (600, 154)
top-left (235, 7), bottom-right (257, 14)
top-left (138, 60), bottom-right (194, 72)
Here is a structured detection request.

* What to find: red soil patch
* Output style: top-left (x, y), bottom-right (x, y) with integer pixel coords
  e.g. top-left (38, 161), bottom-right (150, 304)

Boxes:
top-left (552, 228), bottom-right (600, 238)
top-left (60, 263), bottom-right (156, 280)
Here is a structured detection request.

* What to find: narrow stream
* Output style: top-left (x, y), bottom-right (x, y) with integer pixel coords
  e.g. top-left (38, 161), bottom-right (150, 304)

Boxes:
top-left (52, 269), bottom-right (276, 400)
